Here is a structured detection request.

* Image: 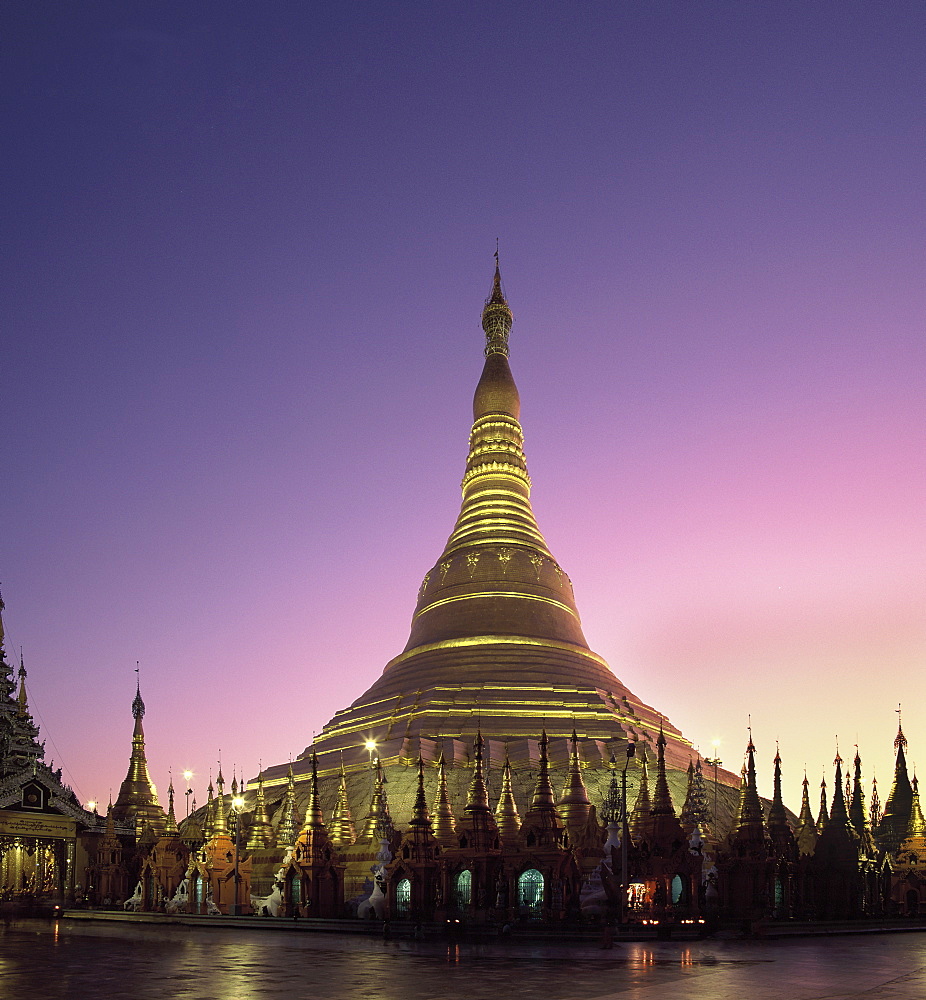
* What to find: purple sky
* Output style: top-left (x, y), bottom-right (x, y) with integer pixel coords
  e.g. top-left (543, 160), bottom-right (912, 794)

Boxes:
top-left (3, 2), bottom-right (924, 814)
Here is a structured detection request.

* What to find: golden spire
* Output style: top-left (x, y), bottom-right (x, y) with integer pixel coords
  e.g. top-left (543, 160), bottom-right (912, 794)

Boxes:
top-left (165, 773), bottom-right (178, 833)
top-left (360, 756), bottom-right (392, 842)
top-left (651, 726), bottom-right (676, 816)
top-left (213, 763), bottom-right (227, 835)
top-left (16, 655), bottom-right (28, 717)
top-left (530, 730), bottom-right (556, 812)
top-left (906, 775), bottom-right (926, 838)
top-left (520, 730), bottom-right (563, 847)
top-left (816, 771), bottom-right (829, 834)
top-left (203, 776), bottom-right (216, 839)
top-left (879, 707), bottom-right (914, 852)
top-left (276, 763), bottom-right (298, 847)
top-left (630, 744), bottom-right (652, 842)
top-left (409, 757), bottom-right (432, 829)
top-left (329, 761), bottom-right (356, 848)
top-left (432, 754), bottom-right (457, 848)
top-left (730, 731), bottom-right (765, 842)
top-left (768, 745), bottom-right (789, 833)
top-left (402, 259), bottom-right (587, 656)
top-left (870, 773), bottom-right (882, 828)
top-left (481, 250), bottom-right (513, 360)
top-left (458, 732), bottom-right (499, 851)
top-left (796, 769), bottom-right (817, 855)
top-left (495, 754), bottom-right (521, 846)
top-left (826, 749), bottom-right (854, 838)
top-left (464, 731), bottom-right (491, 816)
top-left (558, 730), bottom-right (592, 829)
top-left (112, 674), bottom-right (165, 835)
top-left (849, 748), bottom-right (872, 838)
top-left (301, 753), bottom-right (325, 831)
top-left (247, 772), bottom-right (274, 851)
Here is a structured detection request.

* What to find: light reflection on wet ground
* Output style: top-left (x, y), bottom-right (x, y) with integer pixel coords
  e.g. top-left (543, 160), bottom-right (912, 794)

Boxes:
top-left (1, 919), bottom-right (925, 999)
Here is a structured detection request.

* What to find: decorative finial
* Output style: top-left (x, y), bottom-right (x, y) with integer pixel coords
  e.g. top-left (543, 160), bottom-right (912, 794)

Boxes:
top-left (482, 250), bottom-right (512, 357)
top-left (895, 704), bottom-right (908, 749)
top-left (131, 665), bottom-right (145, 720)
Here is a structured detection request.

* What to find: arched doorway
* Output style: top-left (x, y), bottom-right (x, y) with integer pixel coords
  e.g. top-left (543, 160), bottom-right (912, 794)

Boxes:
top-left (395, 877), bottom-right (411, 918)
top-left (454, 870), bottom-right (472, 911)
top-left (289, 872), bottom-right (302, 913)
top-left (517, 868), bottom-right (544, 919)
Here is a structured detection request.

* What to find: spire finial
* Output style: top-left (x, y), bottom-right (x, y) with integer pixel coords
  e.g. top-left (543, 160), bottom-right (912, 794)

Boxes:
top-left (895, 704), bottom-right (907, 749)
top-left (131, 664), bottom-right (145, 720)
top-left (482, 251), bottom-right (512, 357)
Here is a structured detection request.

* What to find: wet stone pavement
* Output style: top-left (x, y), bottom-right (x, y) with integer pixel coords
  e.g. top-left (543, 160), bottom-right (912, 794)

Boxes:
top-left (2, 919), bottom-right (926, 1000)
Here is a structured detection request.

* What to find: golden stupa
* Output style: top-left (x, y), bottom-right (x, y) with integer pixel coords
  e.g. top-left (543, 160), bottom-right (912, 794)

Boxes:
top-left (260, 262), bottom-right (700, 801)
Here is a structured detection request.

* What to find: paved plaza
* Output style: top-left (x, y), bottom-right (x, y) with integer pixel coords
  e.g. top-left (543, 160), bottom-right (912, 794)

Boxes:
top-left (1, 919), bottom-right (925, 1000)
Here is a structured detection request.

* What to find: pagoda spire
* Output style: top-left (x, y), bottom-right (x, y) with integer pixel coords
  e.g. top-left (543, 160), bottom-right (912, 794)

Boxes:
top-left (481, 250), bottom-right (513, 359)
top-left (399, 756), bottom-right (439, 863)
top-left (301, 753), bottom-right (325, 831)
top-left (360, 756), bottom-right (393, 843)
top-left (165, 773), bottom-right (179, 833)
top-left (276, 763), bottom-right (298, 847)
top-left (679, 757), bottom-right (712, 838)
top-left (329, 760), bottom-right (356, 848)
top-left (816, 771), bottom-right (829, 834)
top-left (877, 709), bottom-right (914, 853)
top-left (849, 748), bottom-right (876, 854)
top-left (630, 744), bottom-right (653, 843)
top-left (112, 673), bottom-right (166, 835)
top-left (520, 729), bottom-right (563, 848)
top-left (203, 775), bottom-right (216, 838)
top-left (529, 730), bottom-right (556, 813)
top-left (651, 726), bottom-right (676, 815)
top-left (409, 757), bottom-right (432, 829)
top-left (795, 770), bottom-right (818, 856)
top-left (870, 773), bottom-right (882, 828)
top-left (401, 259), bottom-right (587, 657)
top-left (464, 731), bottom-right (491, 816)
top-left (827, 749), bottom-right (853, 833)
top-left (213, 762), bottom-right (227, 835)
top-left (459, 731), bottom-right (498, 850)
top-left (247, 771), bottom-right (274, 851)
top-left (558, 730), bottom-right (592, 830)
top-left (906, 775), bottom-right (926, 838)
top-left (768, 745), bottom-right (788, 833)
top-left (495, 753), bottom-right (521, 846)
top-left (16, 655), bottom-right (28, 717)
top-left (432, 754), bottom-right (457, 848)
top-left (649, 725), bottom-right (684, 848)
top-left (730, 730), bottom-right (766, 842)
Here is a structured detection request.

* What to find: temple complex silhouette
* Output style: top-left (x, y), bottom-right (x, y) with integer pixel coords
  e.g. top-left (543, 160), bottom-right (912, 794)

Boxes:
top-left (1, 268), bottom-right (922, 926)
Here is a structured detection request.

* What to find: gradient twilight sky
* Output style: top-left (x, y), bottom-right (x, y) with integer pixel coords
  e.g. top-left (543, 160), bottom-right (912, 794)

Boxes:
top-left (3, 2), bottom-right (924, 814)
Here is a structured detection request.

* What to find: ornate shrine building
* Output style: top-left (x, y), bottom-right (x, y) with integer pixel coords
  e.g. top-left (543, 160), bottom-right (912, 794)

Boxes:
top-left (0, 594), bottom-right (98, 905)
